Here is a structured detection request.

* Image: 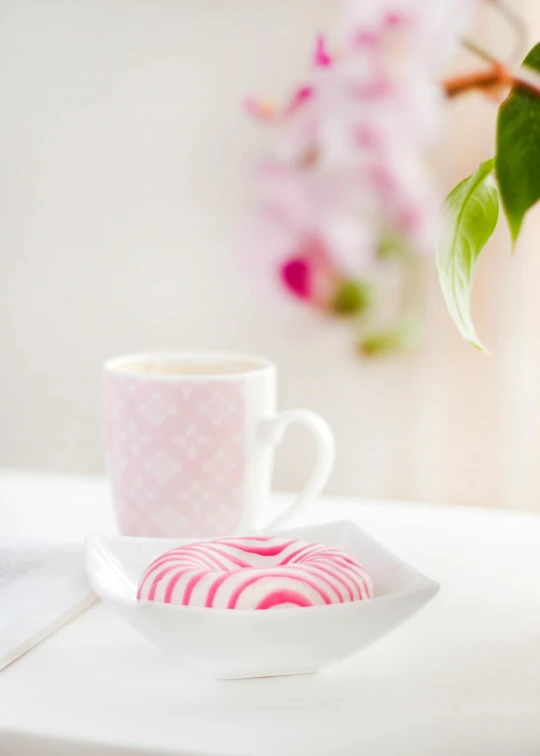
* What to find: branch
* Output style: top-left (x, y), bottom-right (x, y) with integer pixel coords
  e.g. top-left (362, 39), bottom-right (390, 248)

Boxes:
top-left (444, 66), bottom-right (510, 97)
top-left (444, 62), bottom-right (540, 99)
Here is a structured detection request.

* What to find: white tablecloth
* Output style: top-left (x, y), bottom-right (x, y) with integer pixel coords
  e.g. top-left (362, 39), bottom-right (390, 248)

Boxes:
top-left (0, 469), bottom-right (539, 756)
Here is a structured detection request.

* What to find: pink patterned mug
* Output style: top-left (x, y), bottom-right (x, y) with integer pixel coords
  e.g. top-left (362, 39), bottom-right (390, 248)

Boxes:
top-left (103, 352), bottom-right (334, 537)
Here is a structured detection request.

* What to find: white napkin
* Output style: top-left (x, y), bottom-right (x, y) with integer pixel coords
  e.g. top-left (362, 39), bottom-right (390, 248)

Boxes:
top-left (0, 538), bottom-right (95, 671)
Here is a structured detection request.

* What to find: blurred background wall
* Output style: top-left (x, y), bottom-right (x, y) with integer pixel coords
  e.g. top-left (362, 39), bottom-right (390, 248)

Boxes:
top-left (1, 0), bottom-right (540, 509)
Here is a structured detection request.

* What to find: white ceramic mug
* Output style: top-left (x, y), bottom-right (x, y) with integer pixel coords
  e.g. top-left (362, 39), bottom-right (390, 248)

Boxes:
top-left (103, 352), bottom-right (334, 537)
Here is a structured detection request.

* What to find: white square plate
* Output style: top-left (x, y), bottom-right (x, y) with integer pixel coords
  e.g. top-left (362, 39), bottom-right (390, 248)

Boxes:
top-left (85, 520), bottom-right (439, 679)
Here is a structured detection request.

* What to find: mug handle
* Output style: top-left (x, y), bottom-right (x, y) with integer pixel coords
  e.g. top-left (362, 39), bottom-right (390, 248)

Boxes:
top-left (256, 410), bottom-right (335, 532)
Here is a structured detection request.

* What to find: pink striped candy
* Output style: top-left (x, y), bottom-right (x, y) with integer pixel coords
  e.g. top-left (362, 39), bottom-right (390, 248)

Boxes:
top-left (137, 536), bottom-right (374, 609)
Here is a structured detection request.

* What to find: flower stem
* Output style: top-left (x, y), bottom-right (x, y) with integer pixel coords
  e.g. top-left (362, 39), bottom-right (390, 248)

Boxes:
top-left (357, 248), bottom-right (424, 357)
top-left (483, 0), bottom-right (528, 65)
top-left (461, 37), bottom-right (499, 65)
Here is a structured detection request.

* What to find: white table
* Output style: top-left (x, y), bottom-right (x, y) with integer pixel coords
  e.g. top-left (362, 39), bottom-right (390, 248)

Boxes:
top-left (1, 470), bottom-right (540, 756)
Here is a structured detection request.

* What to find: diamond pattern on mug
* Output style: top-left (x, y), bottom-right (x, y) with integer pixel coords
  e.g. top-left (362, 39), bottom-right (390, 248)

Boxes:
top-left (118, 509), bottom-right (139, 535)
top-left (205, 503), bottom-right (239, 530)
top-left (130, 477), bottom-right (155, 512)
top-left (151, 505), bottom-right (188, 535)
top-left (104, 388), bottom-right (124, 420)
top-left (177, 481), bottom-right (215, 514)
top-left (122, 420), bottom-right (149, 457)
top-left (105, 372), bottom-right (246, 537)
top-left (203, 450), bottom-right (235, 483)
top-left (109, 445), bottom-right (129, 481)
top-left (198, 392), bottom-right (235, 425)
top-left (138, 393), bottom-right (177, 426)
top-left (145, 451), bottom-right (182, 485)
top-left (172, 424), bottom-right (209, 459)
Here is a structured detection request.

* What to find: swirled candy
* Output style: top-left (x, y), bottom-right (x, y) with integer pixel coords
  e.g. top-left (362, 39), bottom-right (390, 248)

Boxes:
top-left (137, 536), bottom-right (374, 609)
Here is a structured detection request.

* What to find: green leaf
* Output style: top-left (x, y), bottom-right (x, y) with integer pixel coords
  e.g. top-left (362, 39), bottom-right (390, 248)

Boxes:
top-left (497, 42), bottom-right (540, 244)
top-left (436, 159), bottom-right (498, 352)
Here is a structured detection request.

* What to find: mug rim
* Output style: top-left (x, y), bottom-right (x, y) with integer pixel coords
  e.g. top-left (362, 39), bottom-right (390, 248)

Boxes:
top-left (104, 351), bottom-right (276, 382)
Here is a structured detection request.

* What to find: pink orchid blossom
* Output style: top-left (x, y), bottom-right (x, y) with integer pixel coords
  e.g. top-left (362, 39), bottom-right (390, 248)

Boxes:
top-left (241, 208), bottom-right (337, 308)
top-left (245, 0), bottom-right (473, 308)
top-left (242, 161), bottom-right (377, 305)
top-left (256, 161), bottom-right (378, 268)
top-left (341, 0), bottom-right (474, 67)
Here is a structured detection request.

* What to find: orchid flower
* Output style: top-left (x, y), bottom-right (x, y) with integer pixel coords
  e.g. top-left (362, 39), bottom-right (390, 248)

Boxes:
top-left (244, 0), bottom-right (475, 351)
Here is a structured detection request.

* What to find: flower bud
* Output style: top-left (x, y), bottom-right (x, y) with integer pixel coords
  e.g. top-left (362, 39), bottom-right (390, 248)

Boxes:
top-left (332, 279), bottom-right (373, 315)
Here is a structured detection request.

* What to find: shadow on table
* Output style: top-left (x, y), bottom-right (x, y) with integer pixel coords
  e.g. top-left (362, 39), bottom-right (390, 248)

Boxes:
top-left (0, 731), bottom-right (173, 756)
